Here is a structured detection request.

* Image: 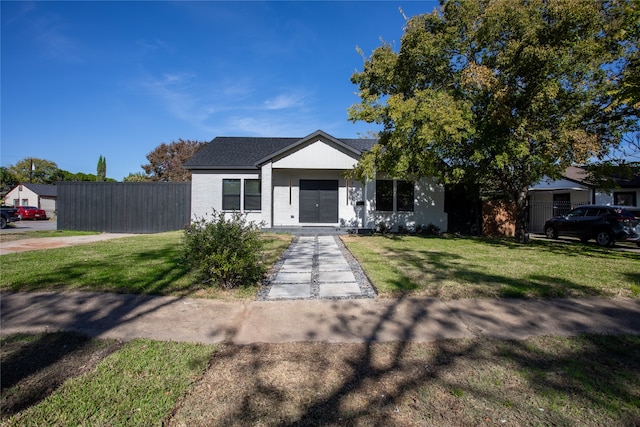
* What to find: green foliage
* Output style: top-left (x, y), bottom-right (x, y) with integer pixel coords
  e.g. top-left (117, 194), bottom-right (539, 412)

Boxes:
top-left (416, 223), bottom-right (441, 236)
top-left (0, 167), bottom-right (18, 195)
top-left (8, 158), bottom-right (59, 184)
top-left (96, 155), bottom-right (106, 182)
top-left (122, 171), bottom-right (149, 182)
top-left (376, 221), bottom-right (391, 235)
top-left (183, 210), bottom-right (266, 289)
top-left (349, 0), bottom-right (638, 242)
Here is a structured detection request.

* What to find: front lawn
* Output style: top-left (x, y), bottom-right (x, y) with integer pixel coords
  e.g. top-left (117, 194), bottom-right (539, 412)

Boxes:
top-left (3, 332), bottom-right (639, 426)
top-left (0, 231), bottom-right (292, 299)
top-left (342, 235), bottom-right (639, 299)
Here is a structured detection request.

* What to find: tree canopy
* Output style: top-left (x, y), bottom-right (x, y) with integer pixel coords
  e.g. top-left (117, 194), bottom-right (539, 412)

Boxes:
top-left (1, 158), bottom-right (115, 191)
top-left (122, 172), bottom-right (149, 182)
top-left (348, 0), bottom-right (639, 242)
top-left (141, 139), bottom-right (205, 182)
top-left (8, 158), bottom-right (60, 185)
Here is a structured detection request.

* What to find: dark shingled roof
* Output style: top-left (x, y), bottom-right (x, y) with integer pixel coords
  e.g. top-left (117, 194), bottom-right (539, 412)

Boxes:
top-left (184, 131), bottom-right (377, 170)
top-left (23, 183), bottom-right (57, 197)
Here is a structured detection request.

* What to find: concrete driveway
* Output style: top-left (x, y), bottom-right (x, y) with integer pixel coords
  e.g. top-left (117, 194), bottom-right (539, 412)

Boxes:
top-left (1, 218), bottom-right (57, 233)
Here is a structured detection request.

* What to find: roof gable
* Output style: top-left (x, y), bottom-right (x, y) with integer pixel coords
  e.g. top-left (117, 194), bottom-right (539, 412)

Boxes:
top-left (184, 130), bottom-right (376, 170)
top-left (271, 139), bottom-right (361, 170)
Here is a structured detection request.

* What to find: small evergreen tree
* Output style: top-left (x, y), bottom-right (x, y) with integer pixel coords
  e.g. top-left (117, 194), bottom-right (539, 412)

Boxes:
top-left (96, 155), bottom-right (106, 182)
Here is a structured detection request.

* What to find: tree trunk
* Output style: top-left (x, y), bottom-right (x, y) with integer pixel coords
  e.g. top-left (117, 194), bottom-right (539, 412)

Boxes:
top-left (513, 189), bottom-right (530, 244)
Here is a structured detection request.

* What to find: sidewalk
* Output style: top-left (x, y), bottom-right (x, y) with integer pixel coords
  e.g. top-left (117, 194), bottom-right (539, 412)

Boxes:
top-left (2, 291), bottom-right (639, 344)
top-left (0, 233), bottom-right (137, 255)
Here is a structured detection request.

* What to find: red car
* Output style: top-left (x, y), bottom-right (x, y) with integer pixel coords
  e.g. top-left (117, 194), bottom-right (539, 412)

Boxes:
top-left (16, 206), bottom-right (48, 220)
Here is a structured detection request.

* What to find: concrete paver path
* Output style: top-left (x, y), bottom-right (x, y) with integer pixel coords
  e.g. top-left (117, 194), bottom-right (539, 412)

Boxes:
top-left (264, 235), bottom-right (373, 300)
top-left (2, 292), bottom-right (639, 344)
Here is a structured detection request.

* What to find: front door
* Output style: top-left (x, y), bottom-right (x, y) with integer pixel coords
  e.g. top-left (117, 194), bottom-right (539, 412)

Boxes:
top-left (299, 180), bottom-right (338, 223)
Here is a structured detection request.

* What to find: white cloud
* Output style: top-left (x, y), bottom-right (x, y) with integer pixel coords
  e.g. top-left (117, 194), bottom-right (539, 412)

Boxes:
top-left (263, 92), bottom-right (307, 110)
top-left (139, 72), bottom-right (326, 138)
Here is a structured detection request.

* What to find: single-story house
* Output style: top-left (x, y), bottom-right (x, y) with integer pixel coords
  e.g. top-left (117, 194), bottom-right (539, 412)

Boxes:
top-left (184, 130), bottom-right (448, 232)
top-left (3, 183), bottom-right (57, 216)
top-left (528, 166), bottom-right (640, 233)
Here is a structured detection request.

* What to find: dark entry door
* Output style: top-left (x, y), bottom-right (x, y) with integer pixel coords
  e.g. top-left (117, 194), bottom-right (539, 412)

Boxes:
top-left (299, 180), bottom-right (338, 223)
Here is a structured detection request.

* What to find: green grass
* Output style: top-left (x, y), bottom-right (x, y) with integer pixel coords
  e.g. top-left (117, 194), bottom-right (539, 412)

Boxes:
top-left (3, 337), bottom-right (215, 427)
top-left (0, 231), bottom-right (291, 299)
top-left (342, 235), bottom-right (639, 299)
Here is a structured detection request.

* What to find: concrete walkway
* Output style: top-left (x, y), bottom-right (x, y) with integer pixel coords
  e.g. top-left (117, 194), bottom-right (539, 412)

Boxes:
top-left (260, 235), bottom-right (375, 300)
top-left (2, 292), bottom-right (639, 344)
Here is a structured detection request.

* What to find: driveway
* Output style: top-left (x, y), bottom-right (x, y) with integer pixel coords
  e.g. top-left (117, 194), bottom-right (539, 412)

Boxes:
top-left (1, 218), bottom-right (57, 233)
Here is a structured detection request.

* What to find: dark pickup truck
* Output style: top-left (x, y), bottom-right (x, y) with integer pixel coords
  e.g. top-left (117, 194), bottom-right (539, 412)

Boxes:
top-left (1, 206), bottom-right (19, 229)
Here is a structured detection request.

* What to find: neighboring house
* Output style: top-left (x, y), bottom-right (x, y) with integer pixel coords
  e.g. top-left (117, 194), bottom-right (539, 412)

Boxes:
top-left (184, 130), bottom-right (448, 232)
top-left (3, 183), bottom-right (57, 216)
top-left (528, 166), bottom-right (640, 233)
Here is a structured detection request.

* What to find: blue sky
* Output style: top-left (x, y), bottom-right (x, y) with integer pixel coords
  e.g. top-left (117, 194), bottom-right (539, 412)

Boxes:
top-left (1, 1), bottom-right (440, 181)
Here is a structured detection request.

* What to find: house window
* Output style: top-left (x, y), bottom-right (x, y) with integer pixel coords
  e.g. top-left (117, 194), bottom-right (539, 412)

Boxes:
top-left (222, 179), bottom-right (241, 210)
top-left (397, 180), bottom-right (414, 212)
top-left (376, 180), bottom-right (414, 212)
top-left (614, 192), bottom-right (636, 206)
top-left (244, 179), bottom-right (261, 211)
top-left (376, 180), bottom-right (394, 211)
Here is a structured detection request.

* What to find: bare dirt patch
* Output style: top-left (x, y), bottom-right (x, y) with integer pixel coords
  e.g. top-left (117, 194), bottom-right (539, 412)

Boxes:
top-left (168, 336), bottom-right (640, 426)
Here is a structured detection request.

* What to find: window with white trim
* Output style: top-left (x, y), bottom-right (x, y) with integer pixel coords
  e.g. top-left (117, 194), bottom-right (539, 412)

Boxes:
top-left (222, 179), bottom-right (240, 210)
top-left (244, 179), bottom-right (262, 211)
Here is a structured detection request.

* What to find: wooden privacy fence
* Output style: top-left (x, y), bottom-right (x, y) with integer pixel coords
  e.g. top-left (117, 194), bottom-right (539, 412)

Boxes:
top-left (57, 182), bottom-right (191, 233)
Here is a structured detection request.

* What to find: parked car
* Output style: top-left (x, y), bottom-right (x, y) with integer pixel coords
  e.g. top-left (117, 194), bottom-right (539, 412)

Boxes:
top-left (1, 206), bottom-right (19, 229)
top-left (544, 205), bottom-right (640, 247)
top-left (15, 206), bottom-right (48, 221)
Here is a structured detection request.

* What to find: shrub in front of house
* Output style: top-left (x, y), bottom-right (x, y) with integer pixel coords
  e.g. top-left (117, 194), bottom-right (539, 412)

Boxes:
top-left (183, 210), bottom-right (266, 289)
top-left (416, 223), bottom-right (441, 236)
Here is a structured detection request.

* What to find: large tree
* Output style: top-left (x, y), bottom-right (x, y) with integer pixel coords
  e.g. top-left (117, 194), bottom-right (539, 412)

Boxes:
top-left (8, 158), bottom-right (60, 185)
top-left (142, 139), bottom-right (205, 182)
top-left (0, 167), bottom-right (18, 196)
top-left (349, 0), bottom-right (638, 242)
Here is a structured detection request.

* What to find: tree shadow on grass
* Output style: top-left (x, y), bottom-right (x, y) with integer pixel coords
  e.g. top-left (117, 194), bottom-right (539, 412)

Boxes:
top-left (5, 244), bottom-right (198, 296)
top-left (0, 332), bottom-right (123, 417)
top-left (380, 247), bottom-right (603, 299)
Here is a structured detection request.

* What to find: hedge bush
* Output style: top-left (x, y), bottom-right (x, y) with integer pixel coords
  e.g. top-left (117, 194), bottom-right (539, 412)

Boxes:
top-left (183, 210), bottom-right (266, 289)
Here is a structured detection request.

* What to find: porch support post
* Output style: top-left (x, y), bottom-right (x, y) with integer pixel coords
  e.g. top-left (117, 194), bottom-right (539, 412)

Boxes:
top-left (362, 177), bottom-right (368, 229)
top-left (261, 162), bottom-right (273, 228)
